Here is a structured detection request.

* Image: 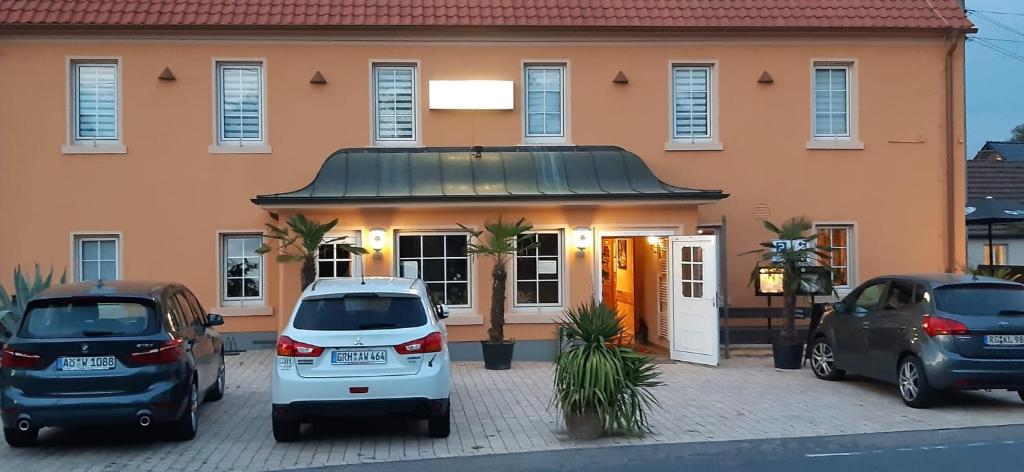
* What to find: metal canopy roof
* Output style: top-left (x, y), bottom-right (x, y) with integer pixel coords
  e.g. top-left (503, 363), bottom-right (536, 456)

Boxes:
top-left (252, 146), bottom-right (727, 206)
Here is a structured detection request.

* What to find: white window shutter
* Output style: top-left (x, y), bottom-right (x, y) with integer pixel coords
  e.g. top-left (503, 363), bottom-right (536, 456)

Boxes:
top-left (75, 63), bottom-right (118, 140)
top-left (374, 66), bottom-right (416, 141)
top-left (219, 65), bottom-right (263, 142)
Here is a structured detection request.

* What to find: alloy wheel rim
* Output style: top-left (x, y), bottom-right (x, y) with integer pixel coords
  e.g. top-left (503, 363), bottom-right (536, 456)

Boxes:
top-left (218, 366), bottom-right (225, 393)
top-left (190, 384), bottom-right (198, 430)
top-left (811, 342), bottom-right (834, 377)
top-left (899, 361), bottom-right (919, 401)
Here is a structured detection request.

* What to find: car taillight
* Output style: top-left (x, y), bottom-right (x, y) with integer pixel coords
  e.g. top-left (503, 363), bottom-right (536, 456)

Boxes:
top-left (395, 332), bottom-right (444, 355)
top-left (1, 346), bottom-right (40, 369)
top-left (923, 315), bottom-right (970, 336)
top-left (131, 339), bottom-right (185, 364)
top-left (276, 336), bottom-right (323, 358)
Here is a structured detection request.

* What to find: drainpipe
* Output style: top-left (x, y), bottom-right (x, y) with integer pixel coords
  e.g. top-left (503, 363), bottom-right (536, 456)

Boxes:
top-left (944, 32), bottom-right (960, 273)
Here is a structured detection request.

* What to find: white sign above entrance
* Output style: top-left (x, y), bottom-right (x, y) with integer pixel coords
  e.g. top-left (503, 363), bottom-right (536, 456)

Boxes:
top-left (428, 80), bottom-right (515, 110)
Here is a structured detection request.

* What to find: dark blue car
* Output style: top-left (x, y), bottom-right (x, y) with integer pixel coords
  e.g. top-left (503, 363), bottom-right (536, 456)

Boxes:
top-left (1, 281), bottom-right (226, 447)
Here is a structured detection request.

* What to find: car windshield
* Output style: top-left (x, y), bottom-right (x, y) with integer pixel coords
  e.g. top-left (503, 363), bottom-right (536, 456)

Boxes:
top-left (293, 295), bottom-right (428, 331)
top-left (934, 284), bottom-right (1024, 317)
top-left (20, 298), bottom-right (158, 338)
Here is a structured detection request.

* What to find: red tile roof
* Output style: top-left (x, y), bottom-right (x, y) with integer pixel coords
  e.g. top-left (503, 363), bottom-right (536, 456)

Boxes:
top-left (0, 0), bottom-right (973, 30)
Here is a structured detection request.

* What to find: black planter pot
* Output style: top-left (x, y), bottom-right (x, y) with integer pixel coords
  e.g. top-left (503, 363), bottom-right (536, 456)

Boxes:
top-left (772, 342), bottom-right (804, 369)
top-left (481, 341), bottom-right (515, 370)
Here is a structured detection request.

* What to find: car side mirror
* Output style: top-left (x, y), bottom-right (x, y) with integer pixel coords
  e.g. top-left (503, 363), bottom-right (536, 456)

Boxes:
top-left (831, 302), bottom-right (847, 314)
top-left (206, 313), bottom-right (225, 327)
top-left (436, 304), bottom-right (450, 319)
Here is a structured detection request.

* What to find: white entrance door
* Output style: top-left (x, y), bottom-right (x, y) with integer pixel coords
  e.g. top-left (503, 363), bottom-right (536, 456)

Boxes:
top-left (669, 235), bottom-right (719, 366)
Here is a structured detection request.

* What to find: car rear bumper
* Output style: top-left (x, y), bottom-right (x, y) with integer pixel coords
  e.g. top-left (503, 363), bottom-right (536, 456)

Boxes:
top-left (273, 397), bottom-right (449, 421)
top-left (271, 354), bottom-right (450, 405)
top-left (0, 379), bottom-right (190, 429)
top-left (925, 353), bottom-right (1024, 390)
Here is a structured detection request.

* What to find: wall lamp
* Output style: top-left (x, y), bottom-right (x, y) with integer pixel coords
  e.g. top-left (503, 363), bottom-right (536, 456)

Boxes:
top-left (369, 228), bottom-right (387, 259)
top-left (572, 226), bottom-right (593, 257)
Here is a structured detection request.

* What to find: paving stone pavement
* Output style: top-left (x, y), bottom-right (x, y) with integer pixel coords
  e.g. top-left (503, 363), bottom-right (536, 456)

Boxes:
top-left (2, 349), bottom-right (1023, 472)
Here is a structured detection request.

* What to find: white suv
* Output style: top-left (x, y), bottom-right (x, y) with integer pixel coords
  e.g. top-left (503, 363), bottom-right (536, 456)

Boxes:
top-left (271, 277), bottom-right (451, 441)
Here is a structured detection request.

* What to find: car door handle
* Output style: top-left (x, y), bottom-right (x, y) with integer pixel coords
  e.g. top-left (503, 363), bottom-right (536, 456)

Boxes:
top-left (861, 322), bottom-right (870, 330)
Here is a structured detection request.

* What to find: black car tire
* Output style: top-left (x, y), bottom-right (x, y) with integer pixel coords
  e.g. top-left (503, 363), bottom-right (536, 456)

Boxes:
top-left (898, 356), bottom-right (936, 409)
top-left (810, 338), bottom-right (845, 381)
top-left (427, 402), bottom-right (451, 438)
top-left (273, 417), bottom-right (300, 442)
top-left (205, 357), bottom-right (226, 402)
top-left (169, 381), bottom-right (199, 441)
top-left (3, 426), bottom-right (38, 448)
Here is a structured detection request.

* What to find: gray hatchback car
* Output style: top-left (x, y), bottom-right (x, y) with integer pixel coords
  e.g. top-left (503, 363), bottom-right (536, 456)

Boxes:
top-left (1, 281), bottom-right (226, 446)
top-left (810, 274), bottom-right (1024, 408)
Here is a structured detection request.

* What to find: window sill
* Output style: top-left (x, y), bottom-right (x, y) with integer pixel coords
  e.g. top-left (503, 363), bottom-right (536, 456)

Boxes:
top-left (665, 141), bottom-right (724, 152)
top-left (62, 143), bottom-right (127, 155)
top-left (443, 314), bottom-right (483, 326)
top-left (213, 305), bottom-right (274, 317)
top-left (372, 140), bottom-right (420, 148)
top-left (507, 310), bottom-right (563, 324)
top-left (209, 144), bottom-right (272, 154)
top-left (522, 137), bottom-right (570, 146)
top-left (806, 139), bottom-right (864, 150)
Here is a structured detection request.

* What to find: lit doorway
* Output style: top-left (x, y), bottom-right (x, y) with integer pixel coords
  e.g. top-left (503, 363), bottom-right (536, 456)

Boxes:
top-left (599, 235), bottom-right (670, 354)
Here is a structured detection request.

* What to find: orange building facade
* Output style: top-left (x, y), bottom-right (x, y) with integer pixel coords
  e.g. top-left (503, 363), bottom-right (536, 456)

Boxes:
top-left (0, 5), bottom-right (971, 358)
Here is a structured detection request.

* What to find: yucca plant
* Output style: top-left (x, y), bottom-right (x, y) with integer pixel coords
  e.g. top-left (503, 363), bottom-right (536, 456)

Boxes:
top-left (256, 214), bottom-right (367, 290)
top-left (553, 302), bottom-right (662, 438)
top-left (0, 264), bottom-right (66, 342)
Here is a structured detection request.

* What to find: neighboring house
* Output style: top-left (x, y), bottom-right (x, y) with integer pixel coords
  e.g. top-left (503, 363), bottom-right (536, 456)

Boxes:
top-left (966, 154), bottom-right (1024, 267)
top-left (973, 141), bottom-right (1024, 161)
top-left (0, 1), bottom-right (972, 360)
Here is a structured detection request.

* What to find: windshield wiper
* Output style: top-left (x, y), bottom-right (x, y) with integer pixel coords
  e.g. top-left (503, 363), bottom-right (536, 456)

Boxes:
top-left (357, 322), bottom-right (397, 330)
top-left (81, 329), bottom-right (124, 336)
top-left (999, 310), bottom-right (1024, 317)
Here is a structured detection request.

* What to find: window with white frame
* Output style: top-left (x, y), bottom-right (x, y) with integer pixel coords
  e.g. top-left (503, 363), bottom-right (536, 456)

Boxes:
top-left (816, 225), bottom-right (853, 288)
top-left (813, 64), bottom-right (851, 138)
top-left (672, 65), bottom-right (712, 141)
top-left (71, 60), bottom-right (119, 143)
top-left (524, 64), bottom-right (565, 140)
top-left (216, 62), bottom-right (264, 145)
top-left (514, 231), bottom-right (563, 306)
top-left (220, 234), bottom-right (264, 303)
top-left (396, 233), bottom-right (470, 307)
top-left (317, 234), bottom-right (361, 279)
top-left (373, 64), bottom-right (417, 142)
top-left (74, 235), bottom-right (119, 282)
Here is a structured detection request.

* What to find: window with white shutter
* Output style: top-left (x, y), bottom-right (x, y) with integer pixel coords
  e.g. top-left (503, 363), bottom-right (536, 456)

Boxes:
top-left (523, 64), bottom-right (566, 142)
top-left (216, 62), bottom-right (264, 144)
top-left (373, 64), bottom-right (417, 143)
top-left (71, 61), bottom-right (119, 143)
top-left (813, 65), bottom-right (851, 138)
top-left (672, 66), bottom-right (712, 140)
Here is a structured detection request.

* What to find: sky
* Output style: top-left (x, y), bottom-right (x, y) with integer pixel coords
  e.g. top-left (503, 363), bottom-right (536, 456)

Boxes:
top-left (965, 0), bottom-right (1024, 156)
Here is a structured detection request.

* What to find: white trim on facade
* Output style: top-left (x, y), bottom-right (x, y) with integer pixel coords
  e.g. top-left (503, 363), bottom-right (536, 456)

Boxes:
top-left (369, 60), bottom-right (422, 147)
top-left (69, 231), bottom-right (123, 282)
top-left (807, 58), bottom-right (864, 150)
top-left (522, 61), bottom-right (570, 144)
top-left (63, 56), bottom-right (126, 155)
top-left (210, 57), bottom-right (271, 154)
top-left (666, 60), bottom-right (722, 152)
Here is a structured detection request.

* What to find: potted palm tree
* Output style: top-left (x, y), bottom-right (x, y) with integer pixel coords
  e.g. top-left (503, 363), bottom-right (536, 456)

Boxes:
top-left (459, 217), bottom-right (537, 370)
top-left (554, 302), bottom-right (662, 439)
top-left (744, 217), bottom-right (832, 369)
top-left (257, 214), bottom-right (367, 290)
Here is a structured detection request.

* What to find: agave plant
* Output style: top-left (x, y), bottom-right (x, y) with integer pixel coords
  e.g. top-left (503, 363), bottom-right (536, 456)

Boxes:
top-left (256, 214), bottom-right (367, 290)
top-left (553, 302), bottom-right (662, 437)
top-left (0, 265), bottom-right (67, 342)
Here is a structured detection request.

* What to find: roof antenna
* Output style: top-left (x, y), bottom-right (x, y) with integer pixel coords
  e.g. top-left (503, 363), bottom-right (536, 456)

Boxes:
top-left (360, 255), bottom-right (367, 285)
top-left (96, 278), bottom-right (105, 289)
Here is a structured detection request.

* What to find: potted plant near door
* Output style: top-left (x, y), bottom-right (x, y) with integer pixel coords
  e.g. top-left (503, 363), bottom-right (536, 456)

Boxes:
top-left (257, 214), bottom-right (367, 290)
top-left (553, 302), bottom-right (662, 439)
top-left (743, 217), bottom-right (833, 369)
top-left (459, 217), bottom-right (537, 370)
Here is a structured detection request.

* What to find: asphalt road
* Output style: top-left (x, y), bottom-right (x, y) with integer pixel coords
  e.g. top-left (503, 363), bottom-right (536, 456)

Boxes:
top-left (294, 424), bottom-right (1024, 472)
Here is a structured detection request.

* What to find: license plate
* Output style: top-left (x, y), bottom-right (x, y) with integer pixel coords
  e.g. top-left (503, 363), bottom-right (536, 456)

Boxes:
top-left (57, 356), bottom-right (117, 371)
top-left (332, 350), bottom-right (387, 365)
top-left (985, 335), bottom-right (1024, 346)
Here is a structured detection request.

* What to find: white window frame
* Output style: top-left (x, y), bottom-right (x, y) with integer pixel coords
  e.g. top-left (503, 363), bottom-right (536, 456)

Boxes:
top-left (71, 233), bottom-right (121, 282)
top-left (522, 62), bottom-right (569, 144)
top-left (371, 62), bottom-right (420, 146)
top-left (64, 57), bottom-right (125, 154)
top-left (210, 59), bottom-right (270, 154)
top-left (667, 62), bottom-right (722, 151)
top-left (814, 223), bottom-right (856, 290)
top-left (218, 233), bottom-right (265, 306)
top-left (394, 231), bottom-right (472, 308)
top-left (512, 230), bottom-right (564, 308)
top-left (808, 60), bottom-right (863, 150)
top-left (316, 231), bottom-right (363, 279)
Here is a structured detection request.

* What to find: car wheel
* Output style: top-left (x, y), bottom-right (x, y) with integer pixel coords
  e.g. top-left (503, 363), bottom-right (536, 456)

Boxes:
top-left (205, 357), bottom-right (226, 402)
top-left (3, 426), bottom-right (38, 448)
top-left (427, 401), bottom-right (451, 438)
top-left (170, 380), bottom-right (199, 441)
top-left (272, 417), bottom-right (300, 442)
top-left (810, 338), bottom-right (845, 381)
top-left (898, 356), bottom-right (936, 409)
